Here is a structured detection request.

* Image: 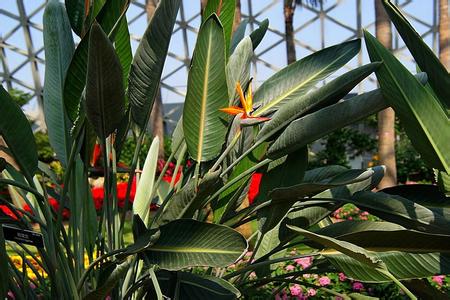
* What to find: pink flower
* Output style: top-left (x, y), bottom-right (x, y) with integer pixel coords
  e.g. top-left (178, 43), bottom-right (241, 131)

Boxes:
top-left (285, 264), bottom-right (295, 271)
top-left (338, 272), bottom-right (347, 281)
top-left (303, 274), bottom-right (311, 279)
top-left (308, 288), bottom-right (317, 296)
top-left (290, 284), bottom-right (303, 296)
top-left (335, 297), bottom-right (343, 300)
top-left (348, 216), bottom-right (353, 220)
top-left (7, 291), bottom-right (15, 299)
top-left (432, 275), bottom-right (445, 286)
top-left (245, 251), bottom-right (253, 257)
top-left (352, 281), bottom-right (364, 291)
top-left (294, 257), bottom-right (313, 269)
top-left (319, 276), bottom-right (331, 286)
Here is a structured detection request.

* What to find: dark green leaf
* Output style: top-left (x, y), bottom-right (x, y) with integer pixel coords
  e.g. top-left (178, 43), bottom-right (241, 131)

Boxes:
top-left (382, 0), bottom-right (450, 112)
top-left (364, 30), bottom-right (450, 173)
top-left (129, 0), bottom-right (181, 129)
top-left (267, 89), bottom-right (387, 159)
top-left (65, 0), bottom-right (85, 36)
top-left (249, 19), bottom-right (269, 50)
top-left (0, 86), bottom-right (38, 177)
top-left (85, 22), bottom-right (125, 139)
top-left (380, 184), bottom-right (450, 208)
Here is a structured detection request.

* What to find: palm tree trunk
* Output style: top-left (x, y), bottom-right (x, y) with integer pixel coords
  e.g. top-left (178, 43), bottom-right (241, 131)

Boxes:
top-left (439, 0), bottom-right (450, 70)
top-left (146, 0), bottom-right (165, 158)
top-left (233, 0), bottom-right (241, 32)
top-left (375, 0), bottom-right (397, 188)
top-left (284, 0), bottom-right (297, 64)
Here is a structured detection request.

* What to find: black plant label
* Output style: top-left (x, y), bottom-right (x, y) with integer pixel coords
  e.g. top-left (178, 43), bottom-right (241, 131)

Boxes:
top-left (2, 224), bottom-right (44, 248)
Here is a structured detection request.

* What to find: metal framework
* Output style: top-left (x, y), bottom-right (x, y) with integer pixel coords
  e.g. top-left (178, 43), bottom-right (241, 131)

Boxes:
top-left (0, 0), bottom-right (439, 123)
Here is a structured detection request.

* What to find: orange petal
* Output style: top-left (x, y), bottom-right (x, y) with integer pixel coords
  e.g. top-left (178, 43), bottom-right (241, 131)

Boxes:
top-left (235, 82), bottom-right (247, 111)
top-left (219, 106), bottom-right (245, 115)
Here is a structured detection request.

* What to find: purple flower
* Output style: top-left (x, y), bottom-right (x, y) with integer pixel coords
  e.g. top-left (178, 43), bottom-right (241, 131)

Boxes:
top-left (352, 281), bottom-right (364, 291)
top-left (319, 276), bottom-right (331, 286)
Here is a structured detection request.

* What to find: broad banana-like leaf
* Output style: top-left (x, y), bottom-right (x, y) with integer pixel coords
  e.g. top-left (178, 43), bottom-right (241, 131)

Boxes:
top-left (257, 62), bottom-right (380, 141)
top-left (287, 225), bottom-right (386, 271)
top-left (270, 168), bottom-right (378, 201)
top-left (85, 22), bottom-right (125, 139)
top-left (267, 89), bottom-right (387, 159)
top-left (252, 39), bottom-right (360, 117)
top-left (315, 221), bottom-right (450, 252)
top-left (65, 0), bottom-right (84, 36)
top-left (351, 191), bottom-right (450, 235)
top-left (202, 0), bottom-right (235, 57)
top-left (381, 0), bottom-right (450, 112)
top-left (129, 0), bottom-right (181, 129)
top-left (156, 271), bottom-right (241, 300)
top-left (364, 30), bottom-right (450, 173)
top-left (436, 170), bottom-right (450, 195)
top-left (183, 14), bottom-right (229, 162)
top-left (0, 86), bottom-right (38, 177)
top-left (249, 19), bottom-right (269, 50)
top-left (144, 219), bottom-right (247, 270)
top-left (230, 19), bottom-right (248, 54)
top-left (226, 36), bottom-right (253, 105)
top-left (380, 184), bottom-right (450, 208)
top-left (64, 0), bottom-right (130, 121)
top-left (43, 0), bottom-right (74, 167)
top-left (325, 251), bottom-right (450, 283)
top-left (133, 137), bottom-right (159, 227)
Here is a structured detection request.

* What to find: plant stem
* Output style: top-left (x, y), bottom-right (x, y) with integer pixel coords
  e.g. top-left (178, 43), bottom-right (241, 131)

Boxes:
top-left (210, 130), bottom-right (242, 172)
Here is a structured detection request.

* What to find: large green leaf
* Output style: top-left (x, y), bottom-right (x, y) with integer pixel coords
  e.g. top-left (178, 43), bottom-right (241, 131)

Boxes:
top-left (202, 0), bottom-right (235, 57)
top-left (351, 191), bottom-right (450, 235)
top-left (129, 0), bottom-right (181, 129)
top-left (156, 271), bottom-right (240, 300)
top-left (183, 14), bottom-right (229, 162)
top-left (267, 89), bottom-right (387, 159)
top-left (65, 0), bottom-right (85, 36)
top-left (288, 225), bottom-right (385, 270)
top-left (380, 184), bottom-right (450, 208)
top-left (252, 39), bottom-right (361, 117)
top-left (381, 0), bottom-right (450, 112)
top-left (257, 62), bottom-right (380, 141)
top-left (144, 219), bottom-right (247, 270)
top-left (325, 251), bottom-right (450, 283)
top-left (270, 168), bottom-right (377, 201)
top-left (230, 19), bottom-right (248, 54)
top-left (315, 221), bottom-right (450, 252)
top-left (64, 0), bottom-right (130, 121)
top-left (364, 30), bottom-right (450, 173)
top-left (85, 22), bottom-right (125, 139)
top-left (133, 137), bottom-right (159, 227)
top-left (226, 36), bottom-right (253, 105)
top-left (0, 86), bottom-right (38, 177)
top-left (43, 0), bottom-right (75, 167)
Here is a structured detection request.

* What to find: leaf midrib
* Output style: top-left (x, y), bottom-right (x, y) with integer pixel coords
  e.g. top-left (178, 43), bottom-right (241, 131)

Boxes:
top-left (149, 246), bottom-right (241, 254)
top-left (196, 25), bottom-right (213, 162)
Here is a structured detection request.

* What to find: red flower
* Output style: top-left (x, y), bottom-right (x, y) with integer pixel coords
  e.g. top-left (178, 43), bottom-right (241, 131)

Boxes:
top-left (248, 173), bottom-right (263, 204)
top-left (0, 205), bottom-right (21, 220)
top-left (91, 143), bottom-right (102, 166)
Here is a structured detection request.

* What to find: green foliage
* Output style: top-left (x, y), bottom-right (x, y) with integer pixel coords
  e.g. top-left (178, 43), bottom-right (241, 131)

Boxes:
top-left (34, 132), bottom-right (54, 163)
top-left (2, 0), bottom-right (450, 299)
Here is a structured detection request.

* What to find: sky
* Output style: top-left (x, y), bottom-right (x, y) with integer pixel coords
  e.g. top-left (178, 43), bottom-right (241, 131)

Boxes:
top-left (0, 0), bottom-right (439, 112)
